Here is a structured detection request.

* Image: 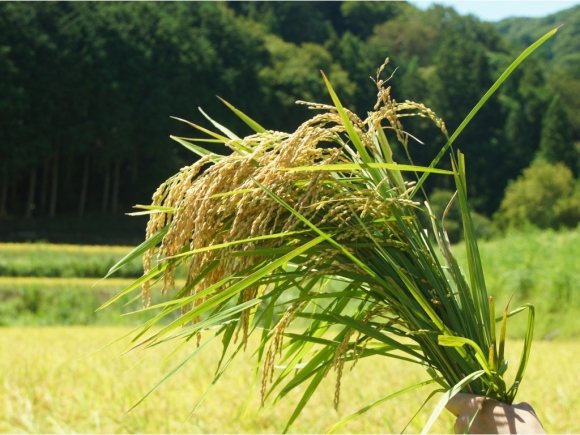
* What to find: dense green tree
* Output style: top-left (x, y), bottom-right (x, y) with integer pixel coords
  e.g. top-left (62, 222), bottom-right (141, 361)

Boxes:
top-left (0, 1), bottom-right (272, 221)
top-left (228, 1), bottom-right (340, 45)
top-left (503, 100), bottom-right (534, 171)
top-left (258, 35), bottom-right (355, 130)
top-left (549, 73), bottom-right (580, 138)
top-left (340, 1), bottom-right (410, 40)
top-left (370, 13), bottom-right (437, 65)
top-left (0, 2), bottom-right (60, 218)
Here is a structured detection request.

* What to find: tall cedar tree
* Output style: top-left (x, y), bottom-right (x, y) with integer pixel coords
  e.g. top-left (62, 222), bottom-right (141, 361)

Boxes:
top-left (537, 94), bottom-right (579, 175)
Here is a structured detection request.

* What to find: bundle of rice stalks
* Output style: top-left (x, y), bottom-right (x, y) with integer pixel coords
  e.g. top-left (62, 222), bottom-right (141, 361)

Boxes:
top-left (102, 28), bottom-right (558, 433)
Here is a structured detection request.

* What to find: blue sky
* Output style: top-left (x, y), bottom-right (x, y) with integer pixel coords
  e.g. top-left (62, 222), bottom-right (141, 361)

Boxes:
top-left (409, 1), bottom-right (580, 21)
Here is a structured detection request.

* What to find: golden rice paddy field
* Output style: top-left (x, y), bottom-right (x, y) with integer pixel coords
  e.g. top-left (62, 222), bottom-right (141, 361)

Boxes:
top-left (0, 327), bottom-right (578, 434)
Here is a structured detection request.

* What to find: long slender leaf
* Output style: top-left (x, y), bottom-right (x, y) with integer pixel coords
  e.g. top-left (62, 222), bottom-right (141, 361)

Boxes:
top-left (126, 332), bottom-right (218, 412)
top-left (170, 135), bottom-right (224, 161)
top-left (171, 116), bottom-right (252, 154)
top-left (98, 226), bottom-right (168, 282)
top-left (198, 107), bottom-right (240, 140)
top-left (327, 378), bottom-right (440, 434)
top-left (321, 72), bottom-right (372, 164)
top-left (281, 162), bottom-right (454, 175)
top-left (218, 97), bottom-right (267, 133)
top-left (507, 304), bottom-right (535, 403)
top-left (283, 366), bottom-right (327, 434)
top-left (97, 262), bottom-right (168, 311)
top-left (437, 335), bottom-right (491, 375)
top-left (420, 370), bottom-right (485, 435)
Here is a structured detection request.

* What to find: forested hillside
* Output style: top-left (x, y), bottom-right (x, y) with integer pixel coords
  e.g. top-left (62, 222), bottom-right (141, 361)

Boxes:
top-left (1, 1), bottom-right (578, 243)
top-left (495, 5), bottom-right (580, 137)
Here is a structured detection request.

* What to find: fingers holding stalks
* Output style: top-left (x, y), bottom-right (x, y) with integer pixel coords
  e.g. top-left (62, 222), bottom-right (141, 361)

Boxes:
top-left (446, 393), bottom-right (546, 434)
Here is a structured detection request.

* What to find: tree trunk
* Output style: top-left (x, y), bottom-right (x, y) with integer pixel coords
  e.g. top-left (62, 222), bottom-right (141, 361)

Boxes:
top-left (25, 167), bottom-right (37, 219)
top-left (49, 147), bottom-right (59, 218)
top-left (111, 159), bottom-right (120, 214)
top-left (78, 152), bottom-right (90, 217)
top-left (132, 149), bottom-right (139, 183)
top-left (65, 150), bottom-right (74, 184)
top-left (10, 181), bottom-right (17, 212)
top-left (40, 159), bottom-right (50, 214)
top-left (102, 162), bottom-right (110, 214)
top-left (0, 178), bottom-right (8, 218)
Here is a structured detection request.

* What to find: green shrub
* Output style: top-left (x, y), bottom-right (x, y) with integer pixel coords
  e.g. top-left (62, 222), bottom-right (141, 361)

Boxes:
top-left (494, 160), bottom-right (580, 230)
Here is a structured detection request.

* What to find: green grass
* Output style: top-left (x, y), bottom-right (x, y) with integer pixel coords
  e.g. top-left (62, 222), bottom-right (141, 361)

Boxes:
top-left (453, 228), bottom-right (580, 340)
top-left (0, 327), bottom-right (577, 434)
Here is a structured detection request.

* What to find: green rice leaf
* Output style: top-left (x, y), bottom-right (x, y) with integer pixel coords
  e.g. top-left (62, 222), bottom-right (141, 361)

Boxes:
top-left (325, 312), bottom-right (426, 361)
top-left (327, 378), bottom-right (441, 433)
top-left (146, 299), bottom-right (262, 345)
top-left (140, 236), bottom-right (326, 345)
top-left (162, 229), bottom-right (313, 261)
top-left (171, 116), bottom-right (252, 154)
top-left (97, 262), bottom-right (168, 311)
top-left (170, 135), bottom-right (224, 161)
top-left (321, 72), bottom-right (372, 164)
top-left (280, 163), bottom-right (454, 175)
top-left (218, 97), bottom-right (267, 133)
top-left (507, 304), bottom-right (535, 403)
top-left (98, 225), bottom-right (168, 282)
top-left (126, 331), bottom-right (218, 412)
top-left (283, 367), bottom-right (327, 434)
top-left (420, 370), bottom-right (486, 434)
top-left (184, 338), bottom-right (245, 425)
top-left (453, 152), bottom-right (490, 346)
top-left (437, 335), bottom-right (491, 375)
top-left (376, 126), bottom-right (405, 189)
top-left (198, 107), bottom-right (240, 140)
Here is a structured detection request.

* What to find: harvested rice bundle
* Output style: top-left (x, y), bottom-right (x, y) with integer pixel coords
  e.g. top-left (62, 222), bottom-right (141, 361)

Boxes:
top-left (102, 28), bottom-right (558, 433)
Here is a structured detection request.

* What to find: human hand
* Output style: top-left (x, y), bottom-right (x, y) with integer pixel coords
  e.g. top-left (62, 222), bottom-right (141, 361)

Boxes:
top-left (445, 393), bottom-right (546, 434)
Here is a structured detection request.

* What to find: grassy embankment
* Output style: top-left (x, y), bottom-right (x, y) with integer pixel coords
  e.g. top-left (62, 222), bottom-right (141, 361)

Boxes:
top-left (1, 229), bottom-right (578, 337)
top-left (0, 243), bottom-right (183, 326)
top-left (0, 229), bottom-right (578, 432)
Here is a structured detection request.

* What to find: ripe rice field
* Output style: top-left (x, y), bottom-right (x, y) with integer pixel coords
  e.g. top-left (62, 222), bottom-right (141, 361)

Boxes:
top-left (0, 327), bottom-right (579, 434)
top-left (0, 228), bottom-right (579, 433)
